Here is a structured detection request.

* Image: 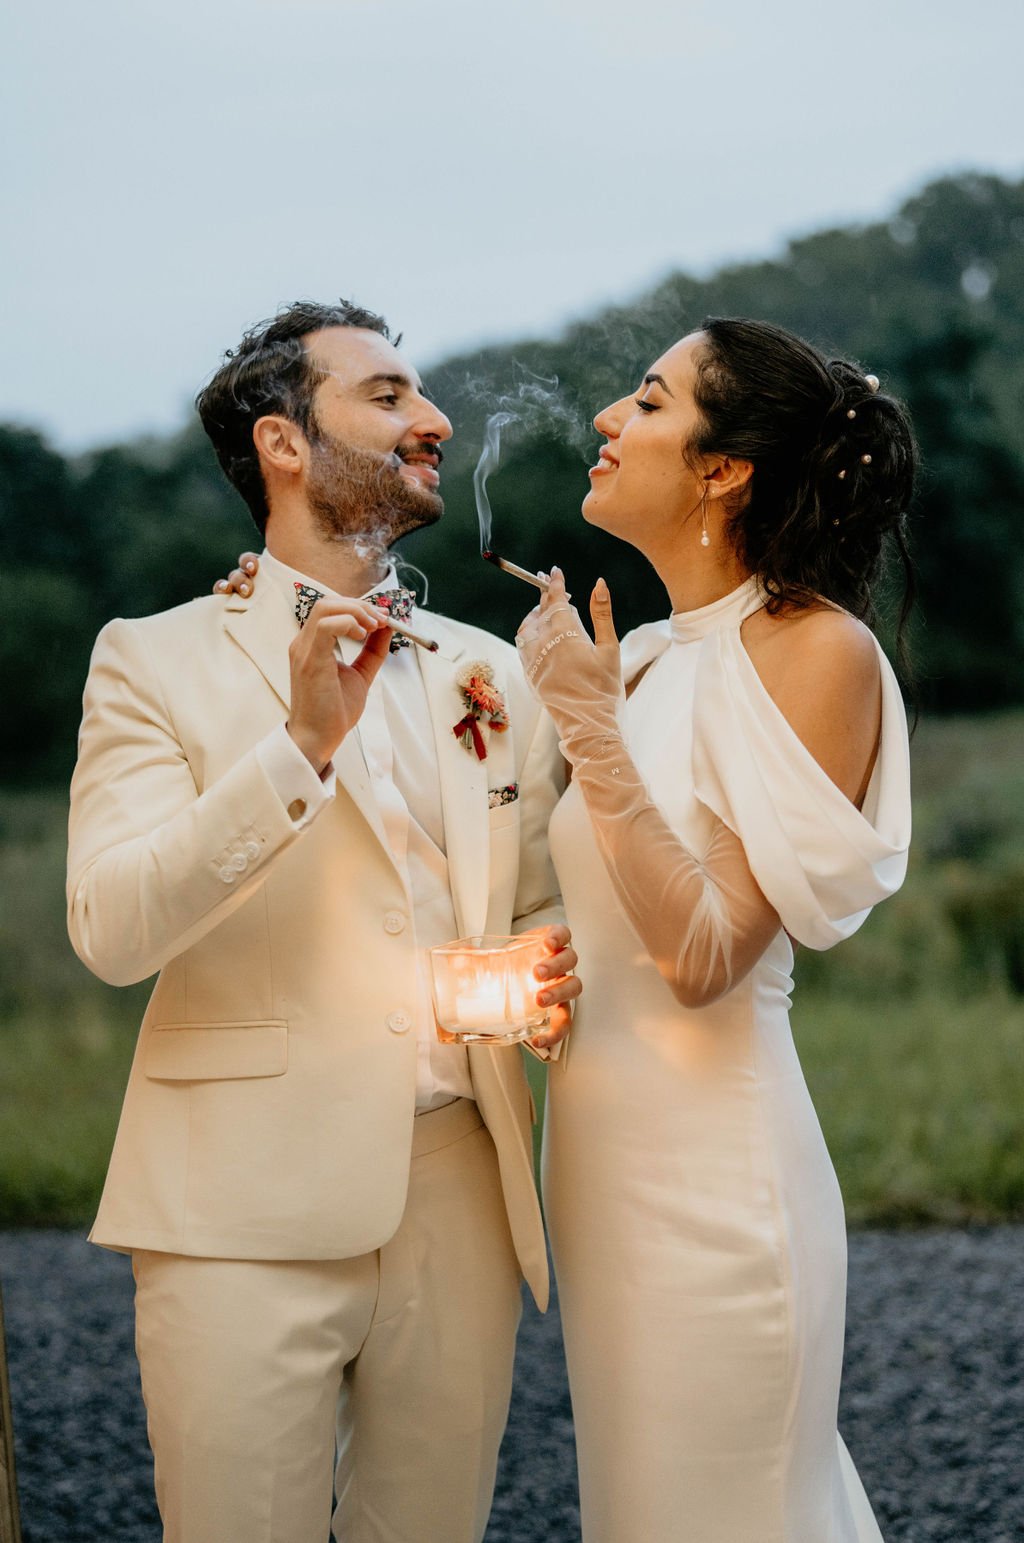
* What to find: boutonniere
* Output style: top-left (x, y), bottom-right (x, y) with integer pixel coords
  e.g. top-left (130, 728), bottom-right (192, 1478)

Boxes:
top-left (453, 661), bottom-right (509, 760)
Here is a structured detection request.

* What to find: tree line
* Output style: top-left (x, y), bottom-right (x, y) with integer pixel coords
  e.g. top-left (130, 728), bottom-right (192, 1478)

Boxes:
top-left (2, 171), bottom-right (1023, 781)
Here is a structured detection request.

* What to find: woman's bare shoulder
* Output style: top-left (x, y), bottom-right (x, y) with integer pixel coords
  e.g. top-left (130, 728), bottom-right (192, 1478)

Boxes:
top-left (741, 602), bottom-right (879, 697)
top-left (739, 602), bottom-right (882, 804)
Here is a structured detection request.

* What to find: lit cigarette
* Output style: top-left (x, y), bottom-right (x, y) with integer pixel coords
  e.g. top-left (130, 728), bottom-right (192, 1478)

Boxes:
top-left (482, 550), bottom-right (550, 592)
top-left (373, 613), bottom-right (439, 652)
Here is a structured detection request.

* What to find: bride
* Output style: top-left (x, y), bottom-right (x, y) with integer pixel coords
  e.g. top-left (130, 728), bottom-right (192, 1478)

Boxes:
top-left (515, 316), bottom-right (915, 1542)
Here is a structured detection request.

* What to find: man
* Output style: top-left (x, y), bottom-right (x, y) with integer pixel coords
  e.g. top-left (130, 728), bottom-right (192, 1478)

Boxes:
top-left (67, 300), bottom-right (579, 1543)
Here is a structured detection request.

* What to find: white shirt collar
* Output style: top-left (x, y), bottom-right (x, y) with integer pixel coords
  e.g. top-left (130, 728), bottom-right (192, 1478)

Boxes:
top-left (260, 548), bottom-right (401, 622)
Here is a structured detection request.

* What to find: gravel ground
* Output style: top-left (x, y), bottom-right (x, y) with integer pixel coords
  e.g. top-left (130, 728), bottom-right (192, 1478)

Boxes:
top-left (1, 1227), bottom-right (1022, 1542)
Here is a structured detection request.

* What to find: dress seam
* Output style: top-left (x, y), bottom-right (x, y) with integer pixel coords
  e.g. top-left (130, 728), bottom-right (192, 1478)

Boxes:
top-left (749, 972), bottom-right (800, 1531)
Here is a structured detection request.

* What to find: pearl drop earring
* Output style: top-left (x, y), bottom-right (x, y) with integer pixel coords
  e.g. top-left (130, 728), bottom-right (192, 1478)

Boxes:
top-left (700, 489), bottom-right (710, 547)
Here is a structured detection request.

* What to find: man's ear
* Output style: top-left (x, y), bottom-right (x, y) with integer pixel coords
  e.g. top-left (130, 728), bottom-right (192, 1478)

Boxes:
top-left (253, 414), bottom-right (306, 477)
top-left (704, 454), bottom-right (753, 502)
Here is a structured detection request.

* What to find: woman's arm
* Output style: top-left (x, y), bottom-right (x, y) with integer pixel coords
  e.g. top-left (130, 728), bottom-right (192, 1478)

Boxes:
top-left (516, 575), bottom-right (882, 1009)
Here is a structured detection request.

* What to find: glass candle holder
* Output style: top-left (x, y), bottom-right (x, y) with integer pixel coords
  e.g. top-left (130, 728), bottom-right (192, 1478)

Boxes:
top-left (429, 934), bottom-right (550, 1045)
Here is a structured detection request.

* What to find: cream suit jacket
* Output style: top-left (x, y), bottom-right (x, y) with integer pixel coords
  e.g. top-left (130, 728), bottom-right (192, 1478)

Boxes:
top-left (67, 578), bottom-right (564, 1308)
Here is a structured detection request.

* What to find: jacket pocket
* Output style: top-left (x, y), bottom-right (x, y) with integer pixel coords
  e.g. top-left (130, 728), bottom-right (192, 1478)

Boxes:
top-left (143, 1020), bottom-right (288, 1081)
top-left (488, 801), bottom-right (521, 833)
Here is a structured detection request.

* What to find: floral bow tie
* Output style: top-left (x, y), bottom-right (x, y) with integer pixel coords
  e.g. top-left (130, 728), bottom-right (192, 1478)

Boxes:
top-left (293, 582), bottom-right (416, 652)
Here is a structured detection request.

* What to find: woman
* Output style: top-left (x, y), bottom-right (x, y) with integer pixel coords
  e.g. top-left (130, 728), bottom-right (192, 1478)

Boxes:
top-left (514, 317), bottom-right (915, 1542)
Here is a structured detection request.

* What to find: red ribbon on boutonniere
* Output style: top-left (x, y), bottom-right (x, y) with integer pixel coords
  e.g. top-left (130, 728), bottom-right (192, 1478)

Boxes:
top-left (453, 661), bottom-right (509, 761)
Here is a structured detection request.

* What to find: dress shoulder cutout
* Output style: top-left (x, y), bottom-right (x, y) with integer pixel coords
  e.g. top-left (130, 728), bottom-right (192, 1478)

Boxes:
top-left (691, 625), bottom-right (911, 950)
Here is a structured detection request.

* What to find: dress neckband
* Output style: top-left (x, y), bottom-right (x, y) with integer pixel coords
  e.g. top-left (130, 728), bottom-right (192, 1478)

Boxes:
top-left (669, 575), bottom-right (763, 643)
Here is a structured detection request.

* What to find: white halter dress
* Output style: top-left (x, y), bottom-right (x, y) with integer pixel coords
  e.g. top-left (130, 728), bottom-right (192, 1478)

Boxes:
top-left (543, 577), bottom-right (910, 1543)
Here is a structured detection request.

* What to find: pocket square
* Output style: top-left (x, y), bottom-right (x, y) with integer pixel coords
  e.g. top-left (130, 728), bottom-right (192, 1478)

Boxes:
top-left (488, 783), bottom-right (519, 809)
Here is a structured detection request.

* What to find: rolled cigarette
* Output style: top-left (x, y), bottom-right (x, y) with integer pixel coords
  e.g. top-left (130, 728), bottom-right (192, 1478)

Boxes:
top-left (482, 550), bottom-right (551, 592)
top-left (372, 613), bottom-right (439, 652)
top-left (334, 612), bottom-right (438, 656)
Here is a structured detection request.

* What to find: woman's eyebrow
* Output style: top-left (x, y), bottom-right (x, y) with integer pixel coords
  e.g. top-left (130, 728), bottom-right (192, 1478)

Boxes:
top-left (643, 372), bottom-right (674, 396)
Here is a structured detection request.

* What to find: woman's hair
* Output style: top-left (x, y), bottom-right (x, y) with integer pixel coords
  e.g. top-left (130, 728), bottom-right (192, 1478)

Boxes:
top-left (196, 299), bottom-right (395, 533)
top-left (688, 316), bottom-right (918, 680)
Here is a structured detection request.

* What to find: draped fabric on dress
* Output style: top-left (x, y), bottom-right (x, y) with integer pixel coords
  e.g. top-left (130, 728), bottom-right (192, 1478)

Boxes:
top-left (543, 577), bottom-right (908, 1543)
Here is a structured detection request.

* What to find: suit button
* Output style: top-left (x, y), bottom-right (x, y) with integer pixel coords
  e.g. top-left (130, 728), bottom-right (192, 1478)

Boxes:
top-left (386, 1011), bottom-right (411, 1034)
top-left (218, 866), bottom-right (236, 884)
top-left (230, 852), bottom-right (248, 872)
top-left (383, 912), bottom-right (406, 935)
top-left (243, 841), bottom-right (260, 862)
top-left (287, 798), bottom-right (307, 822)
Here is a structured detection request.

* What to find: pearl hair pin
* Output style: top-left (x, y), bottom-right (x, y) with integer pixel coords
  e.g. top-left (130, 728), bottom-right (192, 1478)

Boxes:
top-left (847, 408), bottom-right (857, 419)
top-left (865, 374), bottom-right (880, 392)
top-left (861, 454), bottom-right (872, 464)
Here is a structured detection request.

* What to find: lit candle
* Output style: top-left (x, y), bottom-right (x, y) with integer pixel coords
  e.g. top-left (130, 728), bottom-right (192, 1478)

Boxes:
top-left (430, 934), bottom-right (550, 1046)
top-left (454, 977), bottom-right (508, 1031)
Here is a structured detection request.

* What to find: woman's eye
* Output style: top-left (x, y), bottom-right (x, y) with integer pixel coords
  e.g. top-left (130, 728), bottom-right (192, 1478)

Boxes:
top-left (636, 398), bottom-right (658, 413)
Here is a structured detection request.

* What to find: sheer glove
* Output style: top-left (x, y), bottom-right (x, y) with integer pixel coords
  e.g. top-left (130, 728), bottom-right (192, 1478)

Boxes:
top-left (516, 572), bottom-right (781, 1008)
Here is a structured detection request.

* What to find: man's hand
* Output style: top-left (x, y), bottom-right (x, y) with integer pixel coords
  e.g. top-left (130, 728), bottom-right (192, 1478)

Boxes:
top-left (524, 923), bottom-right (580, 1051)
top-left (286, 597), bottom-right (392, 774)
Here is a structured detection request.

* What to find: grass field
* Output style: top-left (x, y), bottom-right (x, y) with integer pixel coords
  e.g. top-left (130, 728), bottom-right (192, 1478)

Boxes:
top-left (2, 711), bottom-right (1023, 1228)
top-left (525, 988), bottom-right (1024, 1227)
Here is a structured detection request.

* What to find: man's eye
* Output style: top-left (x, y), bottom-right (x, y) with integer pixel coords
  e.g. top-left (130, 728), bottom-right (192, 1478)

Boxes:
top-left (375, 394), bottom-right (399, 406)
top-left (636, 398), bottom-right (658, 413)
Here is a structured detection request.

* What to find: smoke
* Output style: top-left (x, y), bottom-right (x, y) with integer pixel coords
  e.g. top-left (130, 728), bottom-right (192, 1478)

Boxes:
top-left (470, 363), bottom-right (593, 554)
top-left (339, 528), bottom-right (391, 567)
top-left (394, 553), bottom-right (430, 607)
top-left (473, 411), bottom-right (516, 555)
top-left (472, 363), bottom-right (593, 453)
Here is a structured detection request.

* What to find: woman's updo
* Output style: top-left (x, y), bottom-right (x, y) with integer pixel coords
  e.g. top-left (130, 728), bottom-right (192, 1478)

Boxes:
top-left (688, 316), bottom-right (917, 663)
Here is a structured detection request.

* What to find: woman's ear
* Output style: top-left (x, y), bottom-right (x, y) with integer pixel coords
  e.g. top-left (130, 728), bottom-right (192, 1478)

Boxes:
top-left (704, 455), bottom-right (754, 502)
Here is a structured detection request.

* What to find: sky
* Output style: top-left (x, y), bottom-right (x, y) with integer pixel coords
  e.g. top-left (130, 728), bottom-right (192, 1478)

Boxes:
top-left (3, 0), bottom-right (1022, 451)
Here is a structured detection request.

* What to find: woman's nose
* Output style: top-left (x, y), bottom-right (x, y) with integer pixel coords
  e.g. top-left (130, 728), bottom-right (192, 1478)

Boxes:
top-left (593, 398), bottom-right (623, 437)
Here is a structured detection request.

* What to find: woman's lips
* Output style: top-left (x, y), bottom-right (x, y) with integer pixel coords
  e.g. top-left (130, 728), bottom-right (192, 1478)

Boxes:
top-left (589, 452), bottom-right (618, 479)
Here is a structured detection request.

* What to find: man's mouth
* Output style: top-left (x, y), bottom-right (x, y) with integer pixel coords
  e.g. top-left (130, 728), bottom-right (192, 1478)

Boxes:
top-left (398, 450), bottom-right (442, 489)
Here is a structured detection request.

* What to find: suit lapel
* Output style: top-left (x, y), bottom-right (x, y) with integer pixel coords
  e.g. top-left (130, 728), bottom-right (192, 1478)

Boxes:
top-left (416, 615), bottom-right (491, 939)
top-left (222, 581), bottom-right (293, 710)
top-left (221, 583), bottom-right (396, 865)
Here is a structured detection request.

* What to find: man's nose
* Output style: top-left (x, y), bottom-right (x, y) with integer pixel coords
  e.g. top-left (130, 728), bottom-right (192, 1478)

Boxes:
top-left (415, 400), bottom-right (453, 443)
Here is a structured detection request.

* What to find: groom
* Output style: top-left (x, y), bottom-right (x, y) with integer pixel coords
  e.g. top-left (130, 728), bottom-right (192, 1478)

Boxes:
top-left (67, 299), bottom-right (579, 1543)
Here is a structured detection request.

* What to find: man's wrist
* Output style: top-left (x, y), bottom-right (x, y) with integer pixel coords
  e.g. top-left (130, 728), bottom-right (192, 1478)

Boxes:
top-left (285, 722), bottom-right (330, 778)
top-left (254, 724), bottom-right (336, 827)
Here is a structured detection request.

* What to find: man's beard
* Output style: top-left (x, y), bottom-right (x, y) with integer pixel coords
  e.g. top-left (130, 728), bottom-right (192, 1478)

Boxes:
top-left (305, 431), bottom-right (443, 556)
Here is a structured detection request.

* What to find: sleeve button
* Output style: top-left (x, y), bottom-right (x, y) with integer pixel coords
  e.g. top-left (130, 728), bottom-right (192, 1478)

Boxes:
top-left (230, 852), bottom-right (248, 871)
top-left (218, 866), bottom-right (236, 884)
top-left (287, 798), bottom-right (307, 822)
top-left (243, 841), bottom-right (260, 862)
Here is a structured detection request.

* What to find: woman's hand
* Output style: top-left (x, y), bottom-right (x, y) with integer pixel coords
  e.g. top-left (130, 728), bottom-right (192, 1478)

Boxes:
top-left (525, 922), bottom-right (580, 1051)
top-left (515, 569), bottom-right (626, 763)
top-left (213, 551), bottom-right (261, 597)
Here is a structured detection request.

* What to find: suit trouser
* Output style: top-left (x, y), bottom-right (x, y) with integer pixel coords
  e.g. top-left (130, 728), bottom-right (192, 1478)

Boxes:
top-left (132, 1099), bottom-right (523, 1543)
